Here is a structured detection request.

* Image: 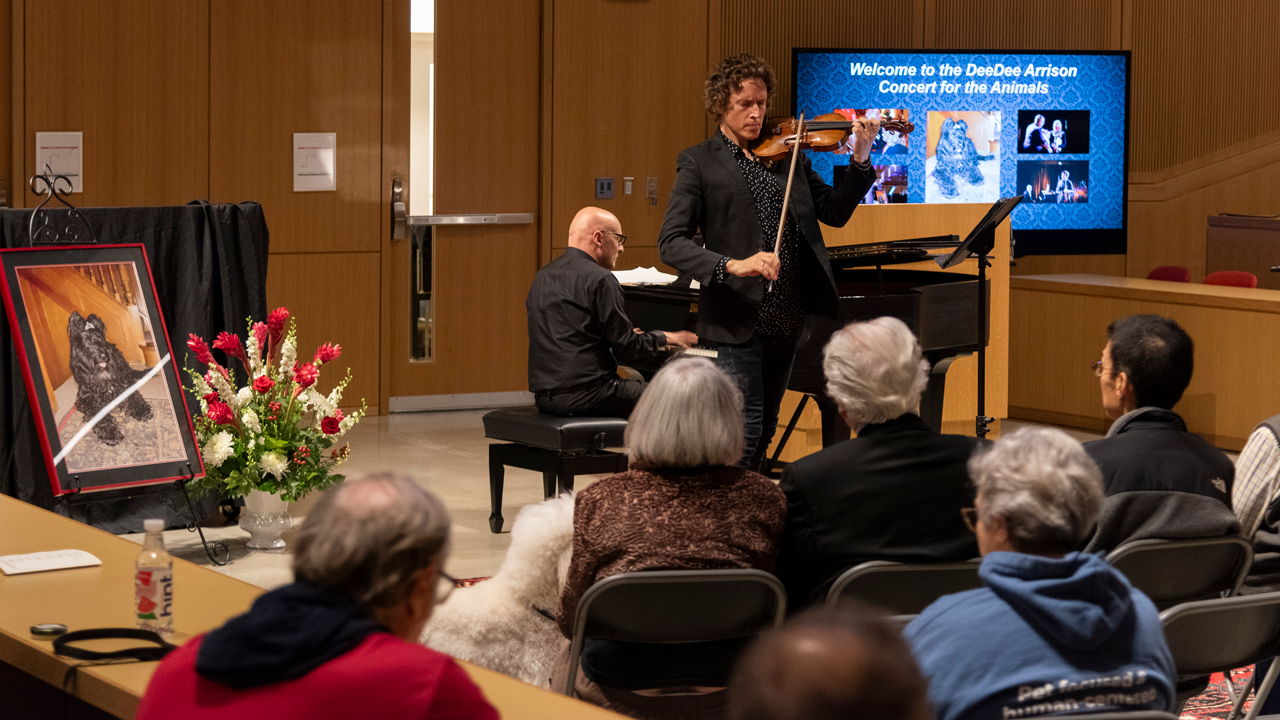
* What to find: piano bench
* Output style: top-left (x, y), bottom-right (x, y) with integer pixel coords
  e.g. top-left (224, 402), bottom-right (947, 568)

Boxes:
top-left (482, 408), bottom-right (629, 533)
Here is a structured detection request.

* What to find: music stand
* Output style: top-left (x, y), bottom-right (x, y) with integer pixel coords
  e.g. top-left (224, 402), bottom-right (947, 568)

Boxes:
top-left (936, 196), bottom-right (1022, 438)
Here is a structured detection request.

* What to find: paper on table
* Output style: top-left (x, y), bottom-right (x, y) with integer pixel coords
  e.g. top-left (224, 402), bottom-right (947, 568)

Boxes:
top-left (0, 549), bottom-right (102, 575)
top-left (612, 266), bottom-right (678, 285)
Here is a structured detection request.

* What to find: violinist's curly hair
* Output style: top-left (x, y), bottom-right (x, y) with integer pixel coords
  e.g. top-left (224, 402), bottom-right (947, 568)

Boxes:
top-left (705, 53), bottom-right (775, 122)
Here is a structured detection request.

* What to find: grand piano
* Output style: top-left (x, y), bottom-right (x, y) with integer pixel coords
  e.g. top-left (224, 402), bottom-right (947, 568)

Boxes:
top-left (622, 235), bottom-right (988, 463)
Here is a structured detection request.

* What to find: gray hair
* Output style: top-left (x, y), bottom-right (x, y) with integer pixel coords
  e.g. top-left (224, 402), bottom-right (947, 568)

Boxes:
top-left (626, 357), bottom-right (744, 468)
top-left (293, 474), bottom-right (450, 612)
top-left (970, 427), bottom-right (1104, 555)
top-left (822, 317), bottom-right (929, 428)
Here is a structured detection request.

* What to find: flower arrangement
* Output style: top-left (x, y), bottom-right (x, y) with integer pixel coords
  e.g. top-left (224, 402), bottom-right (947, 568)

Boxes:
top-left (184, 307), bottom-right (364, 502)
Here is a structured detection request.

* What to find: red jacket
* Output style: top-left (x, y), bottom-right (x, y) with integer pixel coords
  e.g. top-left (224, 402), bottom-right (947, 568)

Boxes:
top-left (137, 632), bottom-right (499, 720)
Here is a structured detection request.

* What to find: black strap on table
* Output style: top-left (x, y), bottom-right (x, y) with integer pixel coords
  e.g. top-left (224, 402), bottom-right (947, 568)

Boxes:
top-left (53, 628), bottom-right (177, 662)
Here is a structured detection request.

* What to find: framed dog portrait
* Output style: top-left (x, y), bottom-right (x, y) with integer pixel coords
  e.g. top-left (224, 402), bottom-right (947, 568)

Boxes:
top-left (0, 244), bottom-right (204, 495)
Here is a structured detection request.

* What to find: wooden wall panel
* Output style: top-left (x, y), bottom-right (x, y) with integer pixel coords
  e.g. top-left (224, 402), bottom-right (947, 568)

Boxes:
top-left (22, 0), bottom-right (208, 207)
top-left (210, 1), bottom-right (382, 255)
top-left (1011, 254), bottom-right (1126, 277)
top-left (549, 0), bottom-right (706, 258)
top-left (267, 252), bottom-right (381, 415)
top-left (0, 0), bottom-right (9, 203)
top-left (928, 0), bottom-right (1115, 50)
top-left (715, 1), bottom-right (914, 119)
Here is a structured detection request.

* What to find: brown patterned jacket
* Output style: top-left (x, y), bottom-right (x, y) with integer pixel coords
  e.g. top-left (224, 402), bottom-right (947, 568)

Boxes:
top-left (555, 465), bottom-right (787, 638)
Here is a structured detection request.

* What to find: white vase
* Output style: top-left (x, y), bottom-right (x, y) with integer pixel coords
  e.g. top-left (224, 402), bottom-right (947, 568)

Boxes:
top-left (239, 489), bottom-right (293, 552)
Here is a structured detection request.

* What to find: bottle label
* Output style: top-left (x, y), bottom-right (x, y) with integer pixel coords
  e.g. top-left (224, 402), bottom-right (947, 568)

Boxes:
top-left (135, 569), bottom-right (174, 622)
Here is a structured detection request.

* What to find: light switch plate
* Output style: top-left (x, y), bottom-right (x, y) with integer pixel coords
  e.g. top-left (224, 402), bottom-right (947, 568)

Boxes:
top-left (595, 177), bottom-right (614, 199)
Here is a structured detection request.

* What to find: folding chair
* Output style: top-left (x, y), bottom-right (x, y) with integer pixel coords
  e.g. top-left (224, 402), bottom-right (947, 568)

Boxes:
top-left (1159, 593), bottom-right (1280, 720)
top-left (564, 569), bottom-right (786, 698)
top-left (1106, 536), bottom-right (1253, 610)
top-left (826, 560), bottom-right (983, 615)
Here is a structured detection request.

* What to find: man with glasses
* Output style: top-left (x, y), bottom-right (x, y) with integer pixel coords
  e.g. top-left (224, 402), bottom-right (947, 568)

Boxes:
top-left (527, 206), bottom-right (696, 418)
top-left (137, 474), bottom-right (498, 719)
top-left (1081, 313), bottom-right (1239, 552)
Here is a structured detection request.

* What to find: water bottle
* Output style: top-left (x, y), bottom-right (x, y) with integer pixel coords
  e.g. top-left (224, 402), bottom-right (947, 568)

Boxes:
top-left (135, 518), bottom-right (174, 633)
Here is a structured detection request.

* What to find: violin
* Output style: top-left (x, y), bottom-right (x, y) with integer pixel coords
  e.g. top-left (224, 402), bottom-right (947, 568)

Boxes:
top-left (751, 113), bottom-right (916, 162)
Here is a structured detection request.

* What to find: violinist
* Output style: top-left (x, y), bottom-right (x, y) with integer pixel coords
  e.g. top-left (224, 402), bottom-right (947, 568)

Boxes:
top-left (658, 52), bottom-right (880, 473)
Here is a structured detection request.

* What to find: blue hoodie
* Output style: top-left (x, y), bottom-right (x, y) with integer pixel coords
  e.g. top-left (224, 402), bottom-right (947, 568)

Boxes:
top-left (905, 552), bottom-right (1176, 720)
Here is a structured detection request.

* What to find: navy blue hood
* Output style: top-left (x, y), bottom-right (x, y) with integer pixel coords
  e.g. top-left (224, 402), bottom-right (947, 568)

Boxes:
top-left (195, 582), bottom-right (385, 689)
top-left (979, 551), bottom-right (1133, 651)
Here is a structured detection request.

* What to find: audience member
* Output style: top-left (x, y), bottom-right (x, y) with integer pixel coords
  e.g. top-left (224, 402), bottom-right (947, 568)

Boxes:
top-left (553, 356), bottom-right (786, 717)
top-left (1082, 314), bottom-right (1239, 552)
top-left (777, 317), bottom-right (982, 608)
top-left (1233, 415), bottom-right (1280, 592)
top-left (136, 475), bottom-right (497, 720)
top-left (906, 427), bottom-right (1176, 720)
top-left (527, 206), bottom-right (696, 418)
top-left (728, 604), bottom-right (932, 720)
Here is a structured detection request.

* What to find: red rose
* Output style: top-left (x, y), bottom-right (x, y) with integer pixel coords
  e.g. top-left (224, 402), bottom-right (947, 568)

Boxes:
top-left (207, 400), bottom-right (236, 426)
top-left (202, 391), bottom-right (219, 404)
top-left (293, 362), bottom-right (319, 389)
top-left (253, 375), bottom-right (275, 394)
top-left (212, 332), bottom-right (247, 361)
top-left (321, 415), bottom-right (341, 435)
top-left (252, 322), bottom-right (268, 358)
top-left (187, 335), bottom-right (214, 365)
top-left (313, 342), bottom-right (342, 366)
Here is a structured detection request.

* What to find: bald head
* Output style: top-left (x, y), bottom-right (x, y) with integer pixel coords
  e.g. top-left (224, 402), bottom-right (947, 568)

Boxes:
top-left (729, 605), bottom-right (932, 720)
top-left (567, 206), bottom-right (624, 270)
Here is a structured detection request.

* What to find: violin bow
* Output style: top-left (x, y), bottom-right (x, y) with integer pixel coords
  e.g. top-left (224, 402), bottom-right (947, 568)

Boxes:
top-left (768, 111), bottom-right (804, 294)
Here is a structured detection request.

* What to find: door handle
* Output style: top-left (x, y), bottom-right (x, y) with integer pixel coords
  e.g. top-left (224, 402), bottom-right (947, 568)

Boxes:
top-left (391, 177), bottom-right (406, 240)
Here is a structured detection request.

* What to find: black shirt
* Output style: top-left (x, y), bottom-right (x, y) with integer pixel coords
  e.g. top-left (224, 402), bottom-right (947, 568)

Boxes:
top-left (525, 247), bottom-right (667, 393)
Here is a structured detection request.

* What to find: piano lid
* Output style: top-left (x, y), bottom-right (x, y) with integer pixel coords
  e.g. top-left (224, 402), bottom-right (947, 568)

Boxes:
top-left (827, 234), bottom-right (961, 269)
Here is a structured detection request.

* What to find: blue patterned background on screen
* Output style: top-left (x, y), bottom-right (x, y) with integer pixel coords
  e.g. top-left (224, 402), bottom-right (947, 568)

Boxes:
top-left (795, 52), bottom-right (1127, 231)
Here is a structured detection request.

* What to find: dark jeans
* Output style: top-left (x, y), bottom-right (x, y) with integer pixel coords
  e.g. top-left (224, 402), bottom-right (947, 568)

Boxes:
top-left (713, 329), bottom-right (800, 473)
top-left (535, 377), bottom-right (646, 419)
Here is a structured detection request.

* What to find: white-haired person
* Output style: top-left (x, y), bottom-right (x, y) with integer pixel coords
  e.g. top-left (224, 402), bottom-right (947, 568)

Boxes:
top-left (905, 428), bottom-right (1176, 720)
top-left (552, 356), bottom-right (786, 718)
top-left (137, 475), bottom-right (498, 720)
top-left (776, 317), bottom-right (984, 608)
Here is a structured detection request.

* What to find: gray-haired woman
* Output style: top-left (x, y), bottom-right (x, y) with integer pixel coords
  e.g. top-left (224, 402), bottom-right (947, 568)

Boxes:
top-left (905, 427), bottom-right (1177, 720)
top-left (552, 356), bottom-right (786, 718)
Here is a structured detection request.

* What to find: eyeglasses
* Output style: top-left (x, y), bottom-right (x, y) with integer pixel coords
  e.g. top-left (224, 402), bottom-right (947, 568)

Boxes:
top-left (1091, 360), bottom-right (1110, 378)
top-left (961, 507), bottom-right (978, 534)
top-left (603, 230), bottom-right (627, 246)
top-left (436, 572), bottom-right (457, 605)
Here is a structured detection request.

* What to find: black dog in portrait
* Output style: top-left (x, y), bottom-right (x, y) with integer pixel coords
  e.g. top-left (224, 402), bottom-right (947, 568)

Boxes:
top-left (933, 117), bottom-right (994, 198)
top-left (67, 312), bottom-right (152, 446)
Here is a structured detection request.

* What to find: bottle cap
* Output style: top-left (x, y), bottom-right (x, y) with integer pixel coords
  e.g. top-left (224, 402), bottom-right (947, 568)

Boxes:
top-left (144, 519), bottom-right (164, 532)
top-left (31, 623), bottom-right (68, 637)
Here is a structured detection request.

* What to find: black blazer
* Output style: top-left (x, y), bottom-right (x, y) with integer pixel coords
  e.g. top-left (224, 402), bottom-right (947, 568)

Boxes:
top-left (776, 413), bottom-right (984, 609)
top-left (658, 135), bottom-right (876, 344)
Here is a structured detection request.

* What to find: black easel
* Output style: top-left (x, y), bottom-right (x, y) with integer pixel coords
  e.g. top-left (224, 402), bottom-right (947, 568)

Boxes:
top-left (26, 164), bottom-right (97, 246)
top-left (936, 196), bottom-right (1022, 439)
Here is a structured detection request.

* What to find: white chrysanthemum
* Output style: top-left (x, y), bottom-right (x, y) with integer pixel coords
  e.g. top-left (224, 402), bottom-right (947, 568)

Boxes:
top-left (202, 431), bottom-right (235, 467)
top-left (258, 451), bottom-right (288, 480)
top-left (246, 335), bottom-right (263, 376)
top-left (235, 386), bottom-right (253, 408)
top-left (279, 337), bottom-right (297, 375)
top-left (241, 409), bottom-right (262, 434)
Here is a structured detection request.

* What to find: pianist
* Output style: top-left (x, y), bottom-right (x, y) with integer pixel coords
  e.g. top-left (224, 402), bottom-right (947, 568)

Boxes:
top-left (527, 206), bottom-right (697, 418)
top-left (658, 52), bottom-right (879, 471)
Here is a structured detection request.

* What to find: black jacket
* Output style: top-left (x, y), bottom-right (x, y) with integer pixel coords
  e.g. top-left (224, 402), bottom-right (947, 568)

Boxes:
top-left (1083, 408), bottom-right (1240, 553)
top-left (776, 413), bottom-right (983, 609)
top-left (657, 135), bottom-right (875, 344)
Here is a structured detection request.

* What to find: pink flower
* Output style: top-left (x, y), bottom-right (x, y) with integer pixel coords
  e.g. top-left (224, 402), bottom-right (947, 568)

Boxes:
top-left (253, 375), bottom-right (275, 394)
top-left (207, 400), bottom-right (236, 426)
top-left (187, 335), bottom-right (214, 365)
top-left (252, 322), bottom-right (268, 359)
top-left (293, 362), bottom-right (319, 389)
top-left (313, 343), bottom-right (342, 366)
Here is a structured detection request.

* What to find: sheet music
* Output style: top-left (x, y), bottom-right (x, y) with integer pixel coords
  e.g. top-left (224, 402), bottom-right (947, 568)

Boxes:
top-left (0, 549), bottom-right (102, 575)
top-left (613, 267), bottom-right (678, 285)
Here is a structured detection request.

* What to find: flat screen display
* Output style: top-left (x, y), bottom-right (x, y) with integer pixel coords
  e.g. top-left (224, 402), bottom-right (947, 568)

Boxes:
top-left (794, 49), bottom-right (1130, 255)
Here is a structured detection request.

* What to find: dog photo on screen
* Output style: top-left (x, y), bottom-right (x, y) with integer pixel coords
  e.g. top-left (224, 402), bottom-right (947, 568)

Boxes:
top-left (925, 111), bottom-right (1001, 203)
top-left (14, 262), bottom-right (187, 473)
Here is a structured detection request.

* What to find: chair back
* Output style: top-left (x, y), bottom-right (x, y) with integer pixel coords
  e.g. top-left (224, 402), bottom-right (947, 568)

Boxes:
top-left (564, 569), bottom-right (786, 697)
top-left (1146, 266), bottom-right (1191, 283)
top-left (1105, 536), bottom-right (1253, 609)
top-left (1159, 593), bottom-right (1280, 677)
top-left (826, 560), bottom-right (983, 615)
top-left (1203, 270), bottom-right (1258, 288)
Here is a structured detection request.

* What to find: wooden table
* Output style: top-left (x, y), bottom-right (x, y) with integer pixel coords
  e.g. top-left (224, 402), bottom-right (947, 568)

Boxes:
top-left (1010, 273), bottom-right (1280, 450)
top-left (0, 494), bottom-right (622, 719)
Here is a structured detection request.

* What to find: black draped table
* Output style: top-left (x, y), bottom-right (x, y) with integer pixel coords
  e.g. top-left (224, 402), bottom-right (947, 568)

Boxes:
top-left (0, 201), bottom-right (269, 532)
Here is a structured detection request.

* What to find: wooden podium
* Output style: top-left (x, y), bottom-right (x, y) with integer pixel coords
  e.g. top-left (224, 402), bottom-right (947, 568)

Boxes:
top-left (766, 203), bottom-right (1010, 463)
top-left (1207, 215), bottom-right (1280, 289)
